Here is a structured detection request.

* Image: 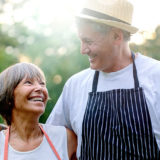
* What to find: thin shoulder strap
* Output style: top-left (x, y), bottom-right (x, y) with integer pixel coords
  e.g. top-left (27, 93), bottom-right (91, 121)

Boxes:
top-left (39, 125), bottom-right (62, 160)
top-left (4, 127), bottom-right (9, 160)
top-left (4, 126), bottom-right (62, 160)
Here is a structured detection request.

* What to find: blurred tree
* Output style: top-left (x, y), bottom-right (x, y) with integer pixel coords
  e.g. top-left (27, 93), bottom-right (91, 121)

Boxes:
top-left (130, 25), bottom-right (160, 60)
top-left (0, 116), bottom-right (3, 123)
top-left (0, 24), bottom-right (19, 123)
top-left (0, 25), bottom-right (18, 68)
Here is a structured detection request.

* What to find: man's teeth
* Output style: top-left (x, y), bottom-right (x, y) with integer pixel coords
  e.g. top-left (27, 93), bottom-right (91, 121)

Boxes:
top-left (30, 98), bottom-right (43, 102)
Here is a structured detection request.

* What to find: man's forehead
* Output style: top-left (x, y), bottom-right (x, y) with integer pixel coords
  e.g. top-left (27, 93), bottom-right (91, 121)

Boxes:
top-left (78, 27), bottom-right (107, 41)
top-left (78, 30), bottom-right (95, 40)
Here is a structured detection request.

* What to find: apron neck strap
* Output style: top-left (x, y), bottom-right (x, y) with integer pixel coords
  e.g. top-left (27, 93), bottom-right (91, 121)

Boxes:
top-left (39, 125), bottom-right (61, 160)
top-left (92, 71), bottom-right (99, 92)
top-left (131, 52), bottom-right (139, 88)
top-left (92, 51), bottom-right (139, 92)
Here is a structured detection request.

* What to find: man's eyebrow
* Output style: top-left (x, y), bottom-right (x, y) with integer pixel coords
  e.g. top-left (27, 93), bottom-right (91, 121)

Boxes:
top-left (81, 37), bottom-right (92, 41)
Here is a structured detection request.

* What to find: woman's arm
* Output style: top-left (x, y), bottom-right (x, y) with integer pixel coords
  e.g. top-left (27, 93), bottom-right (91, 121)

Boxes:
top-left (66, 128), bottom-right (77, 160)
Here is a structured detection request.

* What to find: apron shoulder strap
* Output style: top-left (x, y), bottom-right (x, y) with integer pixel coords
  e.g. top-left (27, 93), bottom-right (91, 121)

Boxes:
top-left (92, 52), bottom-right (139, 92)
top-left (132, 52), bottom-right (140, 88)
top-left (92, 71), bottom-right (99, 92)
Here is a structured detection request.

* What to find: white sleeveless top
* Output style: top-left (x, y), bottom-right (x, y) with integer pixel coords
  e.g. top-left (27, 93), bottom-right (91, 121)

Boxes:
top-left (0, 124), bottom-right (69, 160)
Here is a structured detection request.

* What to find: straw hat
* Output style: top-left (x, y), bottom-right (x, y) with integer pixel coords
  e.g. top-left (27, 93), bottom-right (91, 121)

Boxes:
top-left (76, 0), bottom-right (138, 34)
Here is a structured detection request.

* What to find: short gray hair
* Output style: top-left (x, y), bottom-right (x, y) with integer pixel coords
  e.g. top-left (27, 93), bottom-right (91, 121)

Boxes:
top-left (76, 18), bottom-right (131, 41)
top-left (76, 18), bottom-right (111, 35)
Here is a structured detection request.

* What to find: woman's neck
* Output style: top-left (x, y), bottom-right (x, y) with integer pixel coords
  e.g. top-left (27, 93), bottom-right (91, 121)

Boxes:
top-left (10, 120), bottom-right (42, 141)
top-left (7, 111), bottom-right (44, 151)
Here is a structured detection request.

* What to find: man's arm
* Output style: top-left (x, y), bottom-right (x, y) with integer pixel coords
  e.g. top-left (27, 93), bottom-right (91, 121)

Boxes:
top-left (46, 84), bottom-right (72, 129)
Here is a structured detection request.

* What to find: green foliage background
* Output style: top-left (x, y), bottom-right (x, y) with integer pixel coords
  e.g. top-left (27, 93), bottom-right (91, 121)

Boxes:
top-left (0, 22), bottom-right (89, 123)
top-left (0, 1), bottom-right (160, 124)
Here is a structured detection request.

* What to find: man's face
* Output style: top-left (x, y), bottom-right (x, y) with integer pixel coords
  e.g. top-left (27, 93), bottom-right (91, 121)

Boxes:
top-left (78, 23), bottom-right (116, 72)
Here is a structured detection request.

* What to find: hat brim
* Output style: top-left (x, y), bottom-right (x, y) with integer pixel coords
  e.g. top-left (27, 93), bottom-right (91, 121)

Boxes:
top-left (76, 13), bottom-right (138, 34)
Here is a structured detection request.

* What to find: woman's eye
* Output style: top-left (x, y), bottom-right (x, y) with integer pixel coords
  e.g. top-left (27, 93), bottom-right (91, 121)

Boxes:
top-left (40, 82), bottom-right (45, 86)
top-left (24, 81), bottom-right (32, 84)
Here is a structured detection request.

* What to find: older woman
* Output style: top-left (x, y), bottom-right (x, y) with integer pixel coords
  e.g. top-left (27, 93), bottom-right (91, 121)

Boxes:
top-left (0, 62), bottom-right (77, 160)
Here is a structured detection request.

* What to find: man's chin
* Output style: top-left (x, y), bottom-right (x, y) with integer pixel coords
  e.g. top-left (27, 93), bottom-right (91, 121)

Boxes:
top-left (90, 64), bottom-right (99, 70)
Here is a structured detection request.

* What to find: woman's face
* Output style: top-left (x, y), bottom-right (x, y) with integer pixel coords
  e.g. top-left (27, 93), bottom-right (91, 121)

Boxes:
top-left (13, 76), bottom-right (48, 115)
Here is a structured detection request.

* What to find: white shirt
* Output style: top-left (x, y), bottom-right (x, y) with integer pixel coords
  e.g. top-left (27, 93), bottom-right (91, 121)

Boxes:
top-left (46, 53), bottom-right (160, 157)
top-left (0, 124), bottom-right (69, 160)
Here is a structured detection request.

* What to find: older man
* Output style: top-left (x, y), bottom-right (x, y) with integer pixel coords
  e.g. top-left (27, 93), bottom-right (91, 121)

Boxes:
top-left (47, 0), bottom-right (160, 159)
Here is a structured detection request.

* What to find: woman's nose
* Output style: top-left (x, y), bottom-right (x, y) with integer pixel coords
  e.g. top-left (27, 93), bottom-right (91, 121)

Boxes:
top-left (34, 82), bottom-right (43, 92)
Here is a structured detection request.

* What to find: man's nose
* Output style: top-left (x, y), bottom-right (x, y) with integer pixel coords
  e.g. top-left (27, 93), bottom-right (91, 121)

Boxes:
top-left (81, 43), bottom-right (90, 55)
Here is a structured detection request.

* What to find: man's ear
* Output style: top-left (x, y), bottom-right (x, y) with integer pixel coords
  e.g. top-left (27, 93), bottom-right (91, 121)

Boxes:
top-left (112, 28), bottom-right (123, 45)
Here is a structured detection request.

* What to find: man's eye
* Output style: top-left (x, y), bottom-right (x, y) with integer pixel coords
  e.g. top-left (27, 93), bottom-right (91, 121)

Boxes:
top-left (86, 40), bottom-right (93, 45)
top-left (82, 39), bottom-right (93, 45)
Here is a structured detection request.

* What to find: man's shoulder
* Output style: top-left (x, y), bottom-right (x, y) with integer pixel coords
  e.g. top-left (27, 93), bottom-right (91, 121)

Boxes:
top-left (137, 53), bottom-right (160, 77)
top-left (138, 53), bottom-right (160, 64)
top-left (71, 68), bottom-right (94, 79)
top-left (66, 68), bottom-right (94, 86)
top-left (137, 53), bottom-right (160, 68)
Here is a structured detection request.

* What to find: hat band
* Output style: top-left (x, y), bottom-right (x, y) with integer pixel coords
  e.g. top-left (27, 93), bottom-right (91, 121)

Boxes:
top-left (81, 8), bottom-right (130, 25)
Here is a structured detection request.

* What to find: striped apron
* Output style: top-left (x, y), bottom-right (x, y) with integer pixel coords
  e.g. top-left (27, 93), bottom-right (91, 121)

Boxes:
top-left (80, 53), bottom-right (160, 160)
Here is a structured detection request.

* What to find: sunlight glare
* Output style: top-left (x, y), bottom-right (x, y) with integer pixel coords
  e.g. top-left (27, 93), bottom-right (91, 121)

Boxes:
top-left (30, 0), bottom-right (83, 25)
top-left (0, 0), bottom-right (160, 44)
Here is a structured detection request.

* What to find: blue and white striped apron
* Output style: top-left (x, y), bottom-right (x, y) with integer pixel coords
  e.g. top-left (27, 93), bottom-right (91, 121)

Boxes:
top-left (80, 53), bottom-right (160, 160)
